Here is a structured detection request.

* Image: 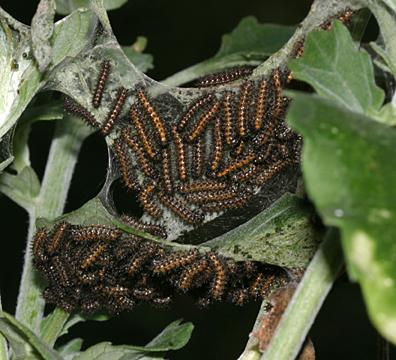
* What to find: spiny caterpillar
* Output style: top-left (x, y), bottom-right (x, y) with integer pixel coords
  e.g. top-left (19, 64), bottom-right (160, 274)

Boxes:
top-left (92, 60), bottom-right (111, 108)
top-left (194, 66), bottom-right (255, 87)
top-left (33, 222), bottom-right (287, 314)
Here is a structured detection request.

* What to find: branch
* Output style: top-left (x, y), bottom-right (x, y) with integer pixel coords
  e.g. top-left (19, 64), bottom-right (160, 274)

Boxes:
top-left (15, 117), bottom-right (91, 334)
top-left (263, 228), bottom-right (343, 360)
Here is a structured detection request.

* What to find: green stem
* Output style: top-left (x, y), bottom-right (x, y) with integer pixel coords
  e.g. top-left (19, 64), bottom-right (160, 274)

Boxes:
top-left (369, 1), bottom-right (396, 73)
top-left (40, 308), bottom-right (69, 348)
top-left (15, 117), bottom-right (91, 335)
top-left (0, 295), bottom-right (8, 360)
top-left (263, 228), bottom-right (343, 360)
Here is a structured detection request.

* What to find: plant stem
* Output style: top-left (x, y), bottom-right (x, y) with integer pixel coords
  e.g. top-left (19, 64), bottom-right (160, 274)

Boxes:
top-left (40, 308), bottom-right (69, 348)
top-left (0, 295), bottom-right (8, 360)
top-left (262, 228), bottom-right (343, 360)
top-left (15, 117), bottom-right (91, 335)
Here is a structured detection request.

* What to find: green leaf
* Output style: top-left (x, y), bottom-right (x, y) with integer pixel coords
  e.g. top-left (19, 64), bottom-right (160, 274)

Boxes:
top-left (203, 193), bottom-right (322, 268)
top-left (55, 0), bottom-right (128, 15)
top-left (0, 166), bottom-right (40, 210)
top-left (373, 102), bottom-right (396, 126)
top-left (31, 0), bottom-right (56, 72)
top-left (74, 320), bottom-right (193, 360)
top-left (122, 37), bottom-right (154, 73)
top-left (163, 16), bottom-right (295, 86)
top-left (51, 9), bottom-right (96, 69)
top-left (57, 338), bottom-right (83, 359)
top-left (289, 21), bottom-right (385, 116)
top-left (0, 311), bottom-right (63, 360)
top-left (287, 92), bottom-right (396, 344)
top-left (58, 312), bottom-right (109, 338)
top-left (145, 320), bottom-right (193, 351)
top-left (72, 342), bottom-right (151, 360)
top-left (215, 16), bottom-right (294, 59)
top-left (380, 0), bottom-right (396, 13)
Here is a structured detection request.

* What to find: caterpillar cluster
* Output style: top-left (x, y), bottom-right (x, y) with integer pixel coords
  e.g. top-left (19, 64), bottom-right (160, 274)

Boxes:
top-left (33, 222), bottom-right (287, 314)
top-left (62, 8), bottom-right (355, 240)
top-left (65, 61), bottom-right (301, 239)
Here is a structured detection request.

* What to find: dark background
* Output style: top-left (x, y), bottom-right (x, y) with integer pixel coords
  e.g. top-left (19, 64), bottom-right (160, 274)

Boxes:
top-left (0, 0), bottom-right (395, 359)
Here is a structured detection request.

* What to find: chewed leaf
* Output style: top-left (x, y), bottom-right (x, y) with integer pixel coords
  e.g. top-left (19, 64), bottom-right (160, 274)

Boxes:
top-left (289, 21), bottom-right (384, 115)
top-left (203, 193), bottom-right (322, 268)
top-left (287, 92), bottom-right (396, 344)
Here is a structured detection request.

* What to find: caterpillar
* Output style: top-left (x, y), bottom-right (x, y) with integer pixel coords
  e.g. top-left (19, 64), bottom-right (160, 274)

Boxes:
top-left (80, 242), bottom-right (108, 270)
top-left (191, 137), bottom-right (205, 179)
top-left (253, 79), bottom-right (267, 131)
top-left (121, 214), bottom-right (167, 239)
top-left (70, 225), bottom-right (122, 242)
top-left (138, 182), bottom-right (163, 220)
top-left (129, 106), bottom-right (158, 159)
top-left (47, 222), bottom-right (69, 255)
top-left (92, 60), bottom-right (111, 108)
top-left (208, 117), bottom-right (223, 172)
top-left (207, 252), bottom-right (227, 300)
top-left (186, 100), bottom-right (221, 143)
top-left (152, 250), bottom-right (199, 274)
top-left (101, 87), bottom-right (128, 136)
top-left (177, 94), bottom-right (215, 132)
top-left (64, 96), bottom-right (100, 129)
top-left (157, 192), bottom-right (204, 225)
top-left (195, 66), bottom-right (255, 87)
top-left (178, 180), bottom-right (228, 193)
top-left (136, 89), bottom-right (168, 146)
top-left (237, 81), bottom-right (253, 138)
top-left (160, 147), bottom-right (173, 193)
top-left (112, 139), bottom-right (140, 191)
top-left (121, 128), bottom-right (154, 178)
top-left (172, 126), bottom-right (188, 182)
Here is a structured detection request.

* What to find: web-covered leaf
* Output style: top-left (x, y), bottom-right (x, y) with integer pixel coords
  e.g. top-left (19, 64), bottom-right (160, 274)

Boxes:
top-left (0, 5), bottom-right (96, 173)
